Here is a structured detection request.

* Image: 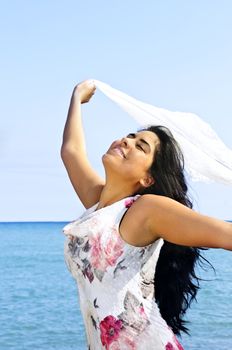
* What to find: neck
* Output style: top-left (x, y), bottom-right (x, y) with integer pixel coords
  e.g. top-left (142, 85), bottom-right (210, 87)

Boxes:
top-left (96, 178), bottom-right (138, 210)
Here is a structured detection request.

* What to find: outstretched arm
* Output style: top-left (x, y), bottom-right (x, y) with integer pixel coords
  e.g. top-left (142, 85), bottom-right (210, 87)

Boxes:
top-left (61, 80), bottom-right (105, 208)
top-left (141, 194), bottom-right (232, 250)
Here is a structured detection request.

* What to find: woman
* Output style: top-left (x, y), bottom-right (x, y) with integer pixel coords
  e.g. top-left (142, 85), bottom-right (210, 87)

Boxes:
top-left (61, 80), bottom-right (232, 350)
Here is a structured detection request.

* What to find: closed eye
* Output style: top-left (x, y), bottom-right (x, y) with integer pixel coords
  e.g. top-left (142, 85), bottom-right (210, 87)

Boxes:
top-left (126, 132), bottom-right (151, 153)
top-left (126, 133), bottom-right (146, 152)
top-left (137, 144), bottom-right (145, 152)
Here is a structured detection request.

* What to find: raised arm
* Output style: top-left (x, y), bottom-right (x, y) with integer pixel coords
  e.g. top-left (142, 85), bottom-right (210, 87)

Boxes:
top-left (61, 80), bottom-right (105, 208)
top-left (138, 194), bottom-right (232, 250)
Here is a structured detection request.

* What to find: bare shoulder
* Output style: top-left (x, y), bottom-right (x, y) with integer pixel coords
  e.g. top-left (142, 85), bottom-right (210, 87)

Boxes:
top-left (128, 194), bottom-right (232, 250)
top-left (119, 194), bottom-right (163, 247)
top-left (132, 194), bottom-right (191, 231)
top-left (134, 194), bottom-right (187, 215)
top-left (126, 194), bottom-right (177, 215)
top-left (119, 194), bottom-right (185, 247)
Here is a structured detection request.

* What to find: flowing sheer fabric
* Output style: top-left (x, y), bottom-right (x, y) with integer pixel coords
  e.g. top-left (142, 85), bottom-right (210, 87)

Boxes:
top-left (94, 80), bottom-right (232, 185)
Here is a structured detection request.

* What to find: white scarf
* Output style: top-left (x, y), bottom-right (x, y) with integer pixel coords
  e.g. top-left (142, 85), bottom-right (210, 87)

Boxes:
top-left (94, 80), bottom-right (232, 185)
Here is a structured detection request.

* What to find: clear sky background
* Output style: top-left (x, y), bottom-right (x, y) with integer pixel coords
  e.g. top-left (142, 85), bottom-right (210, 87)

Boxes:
top-left (1, 0), bottom-right (232, 222)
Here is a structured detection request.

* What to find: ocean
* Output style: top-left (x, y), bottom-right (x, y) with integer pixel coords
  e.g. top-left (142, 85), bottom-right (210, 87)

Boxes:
top-left (0, 222), bottom-right (232, 350)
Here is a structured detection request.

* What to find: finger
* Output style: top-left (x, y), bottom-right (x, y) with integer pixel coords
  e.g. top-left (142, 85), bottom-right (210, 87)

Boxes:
top-left (87, 79), bottom-right (96, 90)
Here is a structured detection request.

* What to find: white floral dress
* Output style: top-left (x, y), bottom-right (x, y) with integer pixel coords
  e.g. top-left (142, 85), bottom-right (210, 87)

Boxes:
top-left (63, 195), bottom-right (184, 350)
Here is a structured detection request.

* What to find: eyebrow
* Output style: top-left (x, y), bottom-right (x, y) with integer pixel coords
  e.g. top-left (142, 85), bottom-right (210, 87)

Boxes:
top-left (127, 133), bottom-right (151, 152)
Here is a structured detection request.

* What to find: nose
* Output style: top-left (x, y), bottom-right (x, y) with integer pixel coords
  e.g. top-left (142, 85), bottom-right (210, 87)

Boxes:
top-left (121, 136), bottom-right (132, 148)
top-left (120, 137), bottom-right (128, 147)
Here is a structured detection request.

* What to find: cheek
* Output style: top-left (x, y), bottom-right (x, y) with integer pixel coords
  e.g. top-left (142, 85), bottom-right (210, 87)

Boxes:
top-left (130, 152), bottom-right (152, 166)
top-left (123, 157), bottom-right (149, 176)
top-left (130, 155), bottom-right (153, 175)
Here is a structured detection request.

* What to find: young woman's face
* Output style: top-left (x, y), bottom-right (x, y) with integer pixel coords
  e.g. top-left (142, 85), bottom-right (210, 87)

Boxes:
top-left (103, 130), bottom-right (160, 186)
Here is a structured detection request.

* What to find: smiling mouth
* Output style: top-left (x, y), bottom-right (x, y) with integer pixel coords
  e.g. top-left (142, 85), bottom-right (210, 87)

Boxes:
top-left (112, 147), bottom-right (126, 158)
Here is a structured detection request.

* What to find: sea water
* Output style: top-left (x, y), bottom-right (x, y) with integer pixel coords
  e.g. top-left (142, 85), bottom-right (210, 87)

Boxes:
top-left (0, 222), bottom-right (232, 350)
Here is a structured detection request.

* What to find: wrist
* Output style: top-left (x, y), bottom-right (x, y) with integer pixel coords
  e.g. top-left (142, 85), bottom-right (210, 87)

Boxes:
top-left (72, 88), bottom-right (82, 103)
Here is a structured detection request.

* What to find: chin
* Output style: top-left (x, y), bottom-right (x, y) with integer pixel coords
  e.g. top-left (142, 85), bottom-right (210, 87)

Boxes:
top-left (102, 153), bottom-right (108, 162)
top-left (102, 152), bottom-right (117, 162)
top-left (102, 153), bottom-right (123, 172)
top-left (102, 153), bottom-right (112, 167)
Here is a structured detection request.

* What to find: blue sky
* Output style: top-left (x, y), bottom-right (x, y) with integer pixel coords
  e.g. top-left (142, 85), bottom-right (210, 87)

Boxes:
top-left (0, 0), bottom-right (232, 221)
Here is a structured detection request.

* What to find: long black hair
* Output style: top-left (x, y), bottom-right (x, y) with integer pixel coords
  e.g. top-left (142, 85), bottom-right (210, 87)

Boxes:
top-left (137, 125), bottom-right (214, 337)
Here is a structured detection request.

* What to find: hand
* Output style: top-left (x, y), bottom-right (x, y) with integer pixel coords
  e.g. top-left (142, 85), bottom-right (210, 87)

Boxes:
top-left (73, 79), bottom-right (96, 104)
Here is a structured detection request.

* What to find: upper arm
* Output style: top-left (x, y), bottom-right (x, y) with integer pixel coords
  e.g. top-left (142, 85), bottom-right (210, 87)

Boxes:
top-left (61, 146), bottom-right (105, 209)
top-left (143, 195), bottom-right (232, 250)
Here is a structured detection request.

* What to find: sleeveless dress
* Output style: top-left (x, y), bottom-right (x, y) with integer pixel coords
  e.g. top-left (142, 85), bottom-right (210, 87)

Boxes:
top-left (63, 195), bottom-right (184, 350)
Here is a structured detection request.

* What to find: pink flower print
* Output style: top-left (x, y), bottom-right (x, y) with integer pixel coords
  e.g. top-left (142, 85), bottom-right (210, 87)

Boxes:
top-left (104, 228), bottom-right (124, 266)
top-left (89, 230), bottom-right (124, 275)
top-left (89, 233), bottom-right (103, 269)
top-left (165, 335), bottom-right (184, 350)
top-left (100, 315), bottom-right (123, 350)
top-left (173, 335), bottom-right (184, 350)
top-left (124, 198), bottom-right (136, 208)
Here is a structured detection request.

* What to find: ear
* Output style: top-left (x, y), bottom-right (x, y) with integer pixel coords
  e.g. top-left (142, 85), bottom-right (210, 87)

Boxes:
top-left (139, 174), bottom-right (155, 188)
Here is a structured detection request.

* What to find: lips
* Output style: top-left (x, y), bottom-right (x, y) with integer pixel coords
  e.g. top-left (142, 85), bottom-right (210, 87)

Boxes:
top-left (113, 146), bottom-right (126, 158)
